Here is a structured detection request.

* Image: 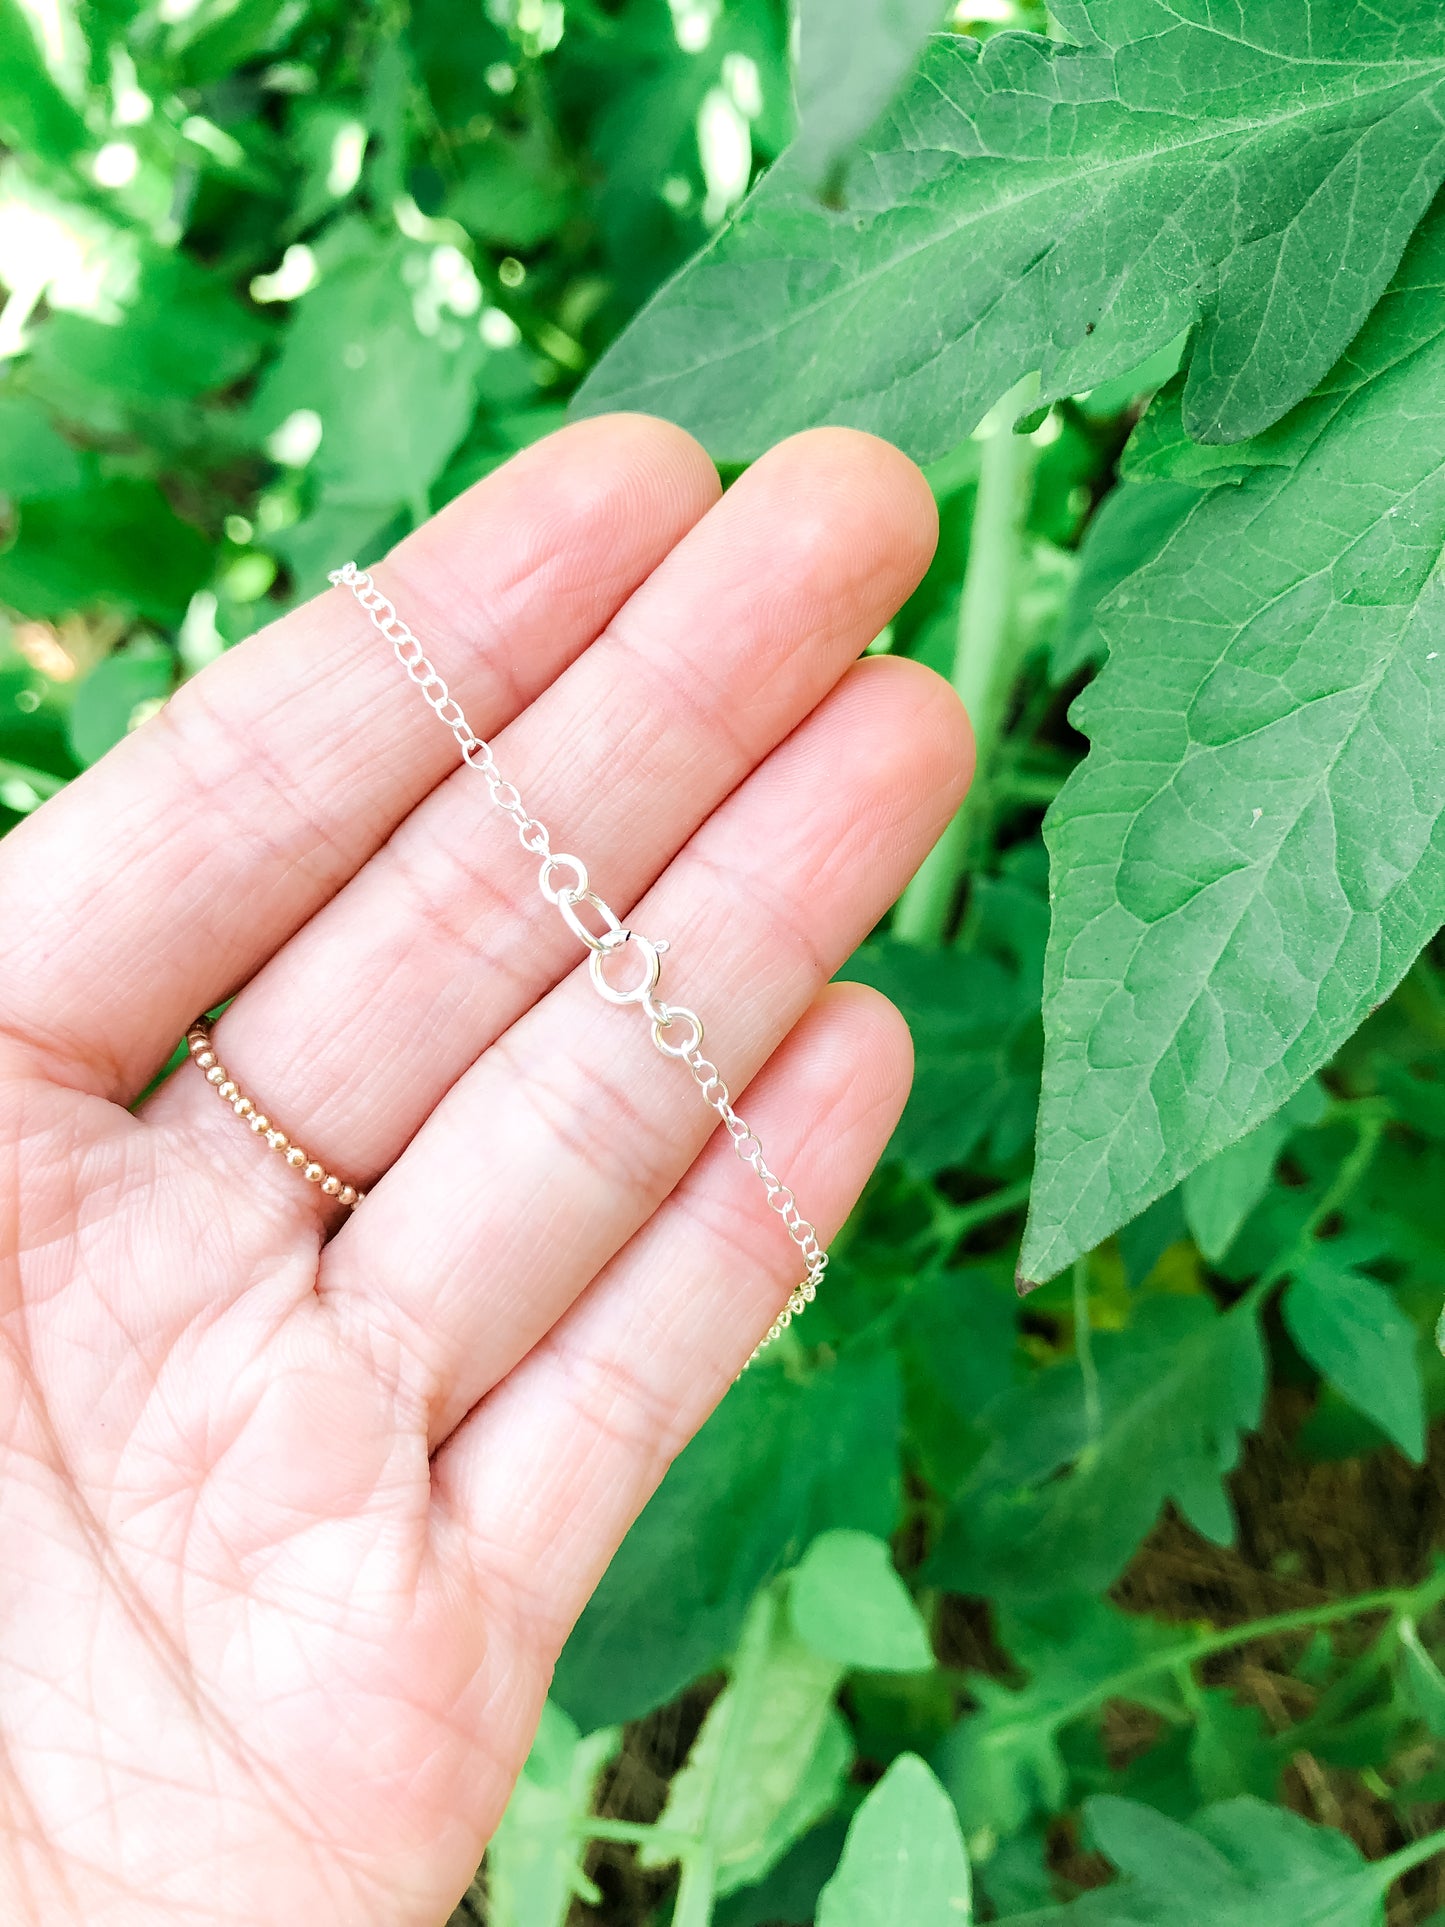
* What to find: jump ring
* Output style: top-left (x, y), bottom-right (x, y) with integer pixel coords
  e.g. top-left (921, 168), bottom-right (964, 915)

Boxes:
top-left (651, 1005), bottom-right (704, 1058)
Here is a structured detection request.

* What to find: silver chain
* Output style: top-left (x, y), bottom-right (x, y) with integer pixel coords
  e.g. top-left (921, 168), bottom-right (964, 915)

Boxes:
top-left (328, 562), bottom-right (826, 1362)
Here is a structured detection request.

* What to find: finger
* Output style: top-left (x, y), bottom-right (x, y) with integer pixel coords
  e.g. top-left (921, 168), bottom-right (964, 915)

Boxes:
top-left (0, 415), bottom-right (718, 1099)
top-left (430, 982), bottom-right (913, 1649)
top-left (324, 655), bottom-right (970, 1444)
top-left (140, 429), bottom-right (937, 1219)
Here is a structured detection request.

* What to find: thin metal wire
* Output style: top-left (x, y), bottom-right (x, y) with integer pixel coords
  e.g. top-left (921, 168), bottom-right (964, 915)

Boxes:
top-left (328, 561), bottom-right (827, 1363)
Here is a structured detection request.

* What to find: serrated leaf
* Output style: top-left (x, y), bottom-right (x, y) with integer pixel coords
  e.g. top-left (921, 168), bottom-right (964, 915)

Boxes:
top-left (486, 1701), bottom-right (620, 1927)
top-left (817, 1753), bottom-right (971, 1927)
top-left (1049, 481), bottom-right (1201, 686)
top-left (1283, 1256), bottom-right (1426, 1462)
top-left (934, 1594), bottom-right (1194, 1837)
top-left (642, 1588), bottom-right (850, 1897)
top-left (552, 1352), bottom-right (900, 1730)
top-left (1021, 202), bottom-right (1445, 1285)
top-left (574, 7), bottom-right (1445, 461)
top-left (791, 0), bottom-right (947, 192)
top-left (930, 1296), bottom-right (1264, 1601)
top-left (1183, 1080), bottom-right (1326, 1263)
top-left (840, 939), bottom-right (1040, 1176)
top-left (998, 1794), bottom-right (1393, 1927)
top-left (841, 854), bottom-right (1046, 1178)
top-left (789, 1530), bottom-right (933, 1674)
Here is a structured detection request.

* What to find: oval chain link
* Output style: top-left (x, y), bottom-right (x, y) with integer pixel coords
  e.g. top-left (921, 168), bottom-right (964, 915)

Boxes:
top-left (328, 562), bottom-right (827, 1363)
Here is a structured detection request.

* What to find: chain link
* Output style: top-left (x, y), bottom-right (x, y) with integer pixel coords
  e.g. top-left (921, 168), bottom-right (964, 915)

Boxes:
top-left (329, 561), bottom-right (827, 1363)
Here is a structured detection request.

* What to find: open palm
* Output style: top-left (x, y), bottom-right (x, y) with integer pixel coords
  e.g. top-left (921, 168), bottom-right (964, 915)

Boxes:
top-left (0, 418), bottom-right (967, 1925)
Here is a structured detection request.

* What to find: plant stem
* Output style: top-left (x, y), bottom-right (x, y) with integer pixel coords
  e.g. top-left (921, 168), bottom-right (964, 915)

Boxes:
top-left (894, 377), bottom-right (1041, 945)
top-left (1376, 1824), bottom-right (1445, 1885)
top-left (936, 1174), bottom-right (1034, 1248)
top-left (672, 1844), bottom-right (719, 1927)
top-left (1041, 1565), bottom-right (1445, 1737)
top-left (576, 1818), bottom-right (700, 1853)
top-left (1242, 1104), bottom-right (1387, 1312)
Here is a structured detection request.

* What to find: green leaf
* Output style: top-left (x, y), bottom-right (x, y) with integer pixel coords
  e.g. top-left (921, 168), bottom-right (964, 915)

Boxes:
top-left (1398, 1617), bottom-right (1445, 1739)
top-left (930, 1296), bottom-right (1264, 1601)
top-left (444, 134), bottom-right (574, 250)
top-left (789, 1530), bottom-right (933, 1674)
top-left (817, 1753), bottom-right (971, 1927)
top-left (841, 855), bottom-right (1046, 1178)
top-left (486, 1701), bottom-right (620, 1927)
top-left (642, 1588), bottom-right (851, 1897)
top-left (0, 482), bottom-right (211, 623)
top-left (67, 640), bottom-right (174, 768)
top-left (791, 0), bottom-right (946, 193)
top-left (1049, 481), bottom-right (1201, 686)
top-left (1003, 1794), bottom-right (1394, 1927)
top-left (1283, 1255), bottom-right (1426, 1462)
top-left (0, 0), bottom-right (88, 162)
top-left (842, 940), bottom-right (1040, 1176)
top-left (250, 222), bottom-right (484, 528)
top-left (935, 1595), bottom-right (1193, 1836)
top-left (552, 1352), bottom-right (901, 1729)
top-left (31, 254), bottom-right (270, 402)
top-left (1183, 1080), bottom-right (1327, 1264)
top-left (0, 395), bottom-right (85, 498)
top-left (896, 1261), bottom-right (1022, 1498)
top-left (1021, 202), bottom-right (1445, 1285)
top-left (574, 7), bottom-right (1445, 461)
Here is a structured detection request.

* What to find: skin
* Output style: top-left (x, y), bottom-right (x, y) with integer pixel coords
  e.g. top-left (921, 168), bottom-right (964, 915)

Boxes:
top-left (0, 417), bottom-right (971, 1924)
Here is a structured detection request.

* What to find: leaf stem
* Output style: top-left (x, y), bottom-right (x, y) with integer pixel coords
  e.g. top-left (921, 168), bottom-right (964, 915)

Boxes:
top-left (949, 1564), bottom-right (1445, 1742)
top-left (894, 378), bottom-right (1041, 945)
top-left (1094, 1566), bottom-right (1445, 1731)
top-left (1242, 1104), bottom-right (1387, 1312)
top-left (936, 1174), bottom-right (1034, 1249)
top-left (1374, 1823), bottom-right (1445, 1886)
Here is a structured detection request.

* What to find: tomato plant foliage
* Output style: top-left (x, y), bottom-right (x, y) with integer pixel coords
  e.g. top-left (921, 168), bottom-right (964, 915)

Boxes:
top-left (580, 0), bottom-right (1445, 1284)
top-left (3, 0), bottom-right (1445, 1921)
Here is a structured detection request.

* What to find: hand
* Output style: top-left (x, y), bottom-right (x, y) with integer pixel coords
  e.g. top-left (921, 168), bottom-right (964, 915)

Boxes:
top-left (0, 418), bottom-right (968, 1925)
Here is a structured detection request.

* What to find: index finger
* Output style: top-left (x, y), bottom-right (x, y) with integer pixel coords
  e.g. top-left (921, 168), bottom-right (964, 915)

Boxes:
top-left (0, 415), bottom-right (719, 1099)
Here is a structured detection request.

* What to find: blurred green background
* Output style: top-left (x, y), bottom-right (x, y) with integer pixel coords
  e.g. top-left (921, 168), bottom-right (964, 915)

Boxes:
top-left (2, 0), bottom-right (1444, 1922)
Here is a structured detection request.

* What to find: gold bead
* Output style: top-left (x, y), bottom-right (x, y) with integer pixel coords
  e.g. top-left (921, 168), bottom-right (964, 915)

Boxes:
top-left (303, 1162), bottom-right (325, 1183)
top-left (187, 1033), bottom-right (209, 1056)
top-left (195, 1050), bottom-right (217, 1071)
top-left (233, 1096), bottom-right (253, 1117)
top-left (249, 1113), bottom-right (270, 1134)
top-left (217, 1080), bottom-right (237, 1101)
top-left (337, 1185), bottom-right (358, 1207)
top-left (320, 1174), bottom-right (341, 1196)
top-left (285, 1146), bottom-right (307, 1168)
top-left (266, 1130), bottom-right (287, 1151)
top-left (205, 1065), bottom-right (227, 1086)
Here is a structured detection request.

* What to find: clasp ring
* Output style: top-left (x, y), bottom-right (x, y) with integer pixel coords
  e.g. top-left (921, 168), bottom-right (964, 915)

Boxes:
top-left (589, 931), bottom-right (671, 1006)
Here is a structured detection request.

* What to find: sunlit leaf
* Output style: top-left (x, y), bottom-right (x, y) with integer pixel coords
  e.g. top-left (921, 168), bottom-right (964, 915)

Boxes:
top-left (816, 1753), bottom-right (971, 1927)
top-left (576, 4), bottom-right (1445, 460)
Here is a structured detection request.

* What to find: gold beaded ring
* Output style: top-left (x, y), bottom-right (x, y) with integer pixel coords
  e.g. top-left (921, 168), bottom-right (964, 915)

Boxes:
top-left (184, 1017), bottom-right (364, 1209)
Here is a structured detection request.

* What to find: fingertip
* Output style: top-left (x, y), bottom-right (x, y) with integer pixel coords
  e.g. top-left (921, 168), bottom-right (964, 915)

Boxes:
top-left (768, 425), bottom-right (939, 580)
top-left (819, 652), bottom-right (976, 842)
top-left (803, 978), bottom-right (916, 1156)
